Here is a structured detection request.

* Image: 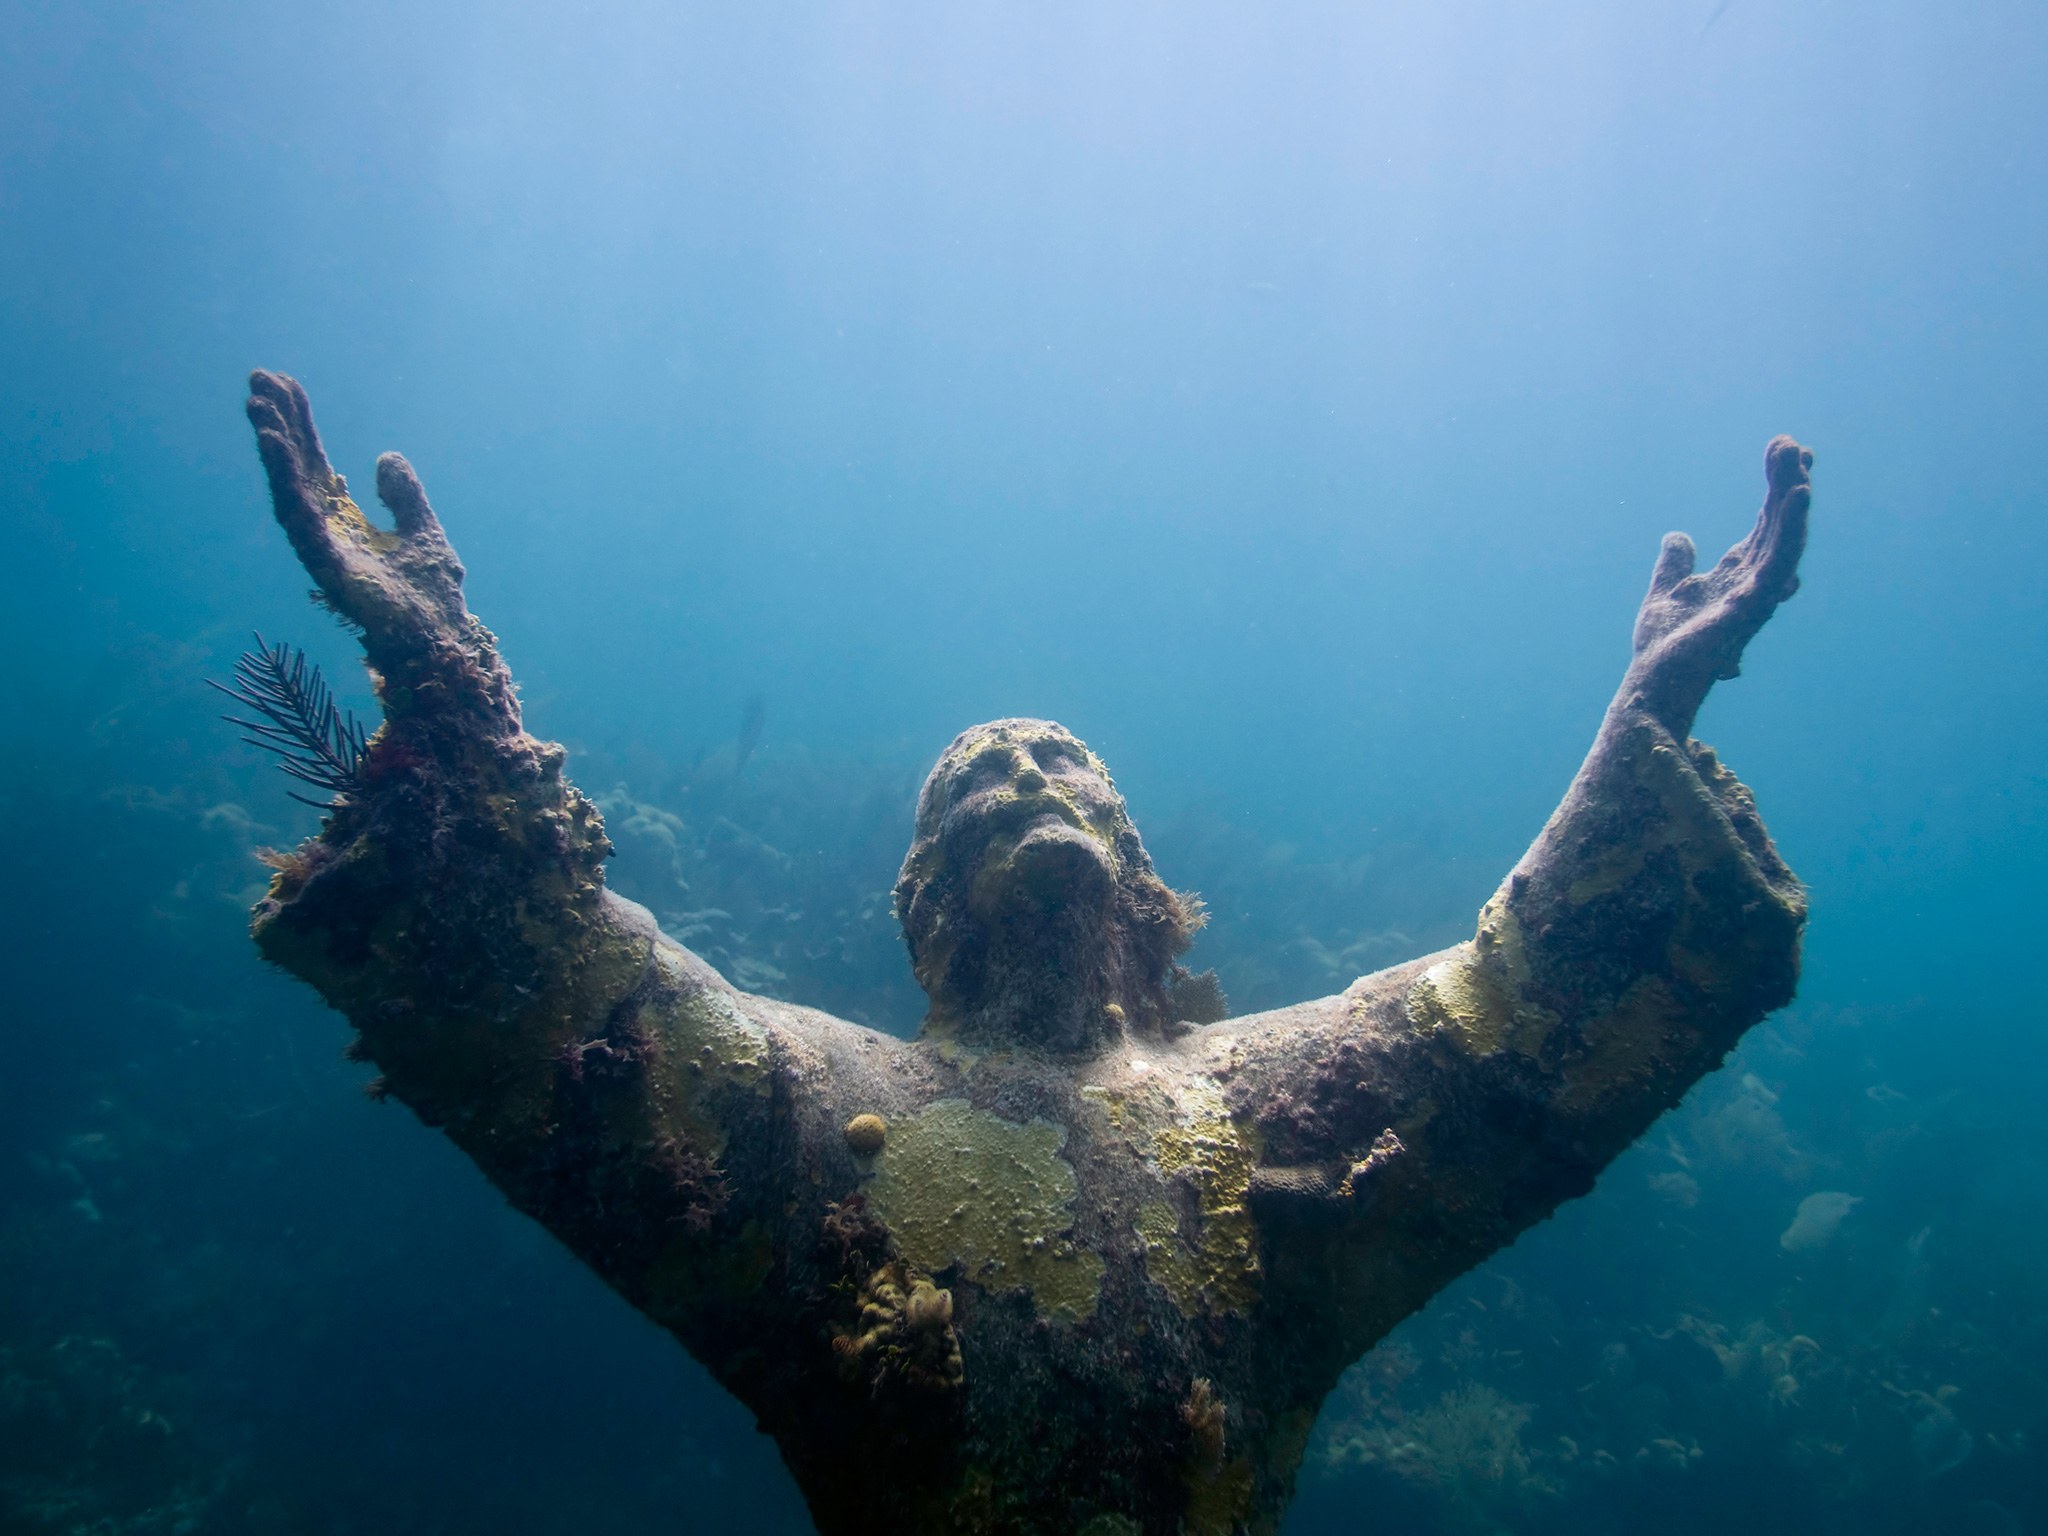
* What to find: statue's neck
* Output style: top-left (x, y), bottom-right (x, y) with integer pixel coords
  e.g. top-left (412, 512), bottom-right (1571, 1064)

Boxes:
top-left (920, 930), bottom-right (1175, 1056)
top-left (926, 983), bottom-right (1121, 1056)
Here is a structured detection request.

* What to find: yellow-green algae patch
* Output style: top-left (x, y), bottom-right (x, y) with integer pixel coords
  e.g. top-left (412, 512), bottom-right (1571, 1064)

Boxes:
top-left (1077, 1082), bottom-right (1136, 1142)
top-left (865, 1099), bottom-right (1103, 1320)
top-left (1143, 1078), bottom-right (1259, 1315)
top-left (1406, 895), bottom-right (1555, 1060)
top-left (645, 942), bottom-right (773, 1157)
top-left (1136, 1201), bottom-right (1204, 1313)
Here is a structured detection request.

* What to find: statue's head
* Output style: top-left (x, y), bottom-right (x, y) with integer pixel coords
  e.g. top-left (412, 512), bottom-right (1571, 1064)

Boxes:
top-left (894, 719), bottom-right (1203, 1053)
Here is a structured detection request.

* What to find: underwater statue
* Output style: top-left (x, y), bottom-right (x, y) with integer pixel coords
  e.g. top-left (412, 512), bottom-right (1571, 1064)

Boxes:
top-left (237, 370), bottom-right (1811, 1536)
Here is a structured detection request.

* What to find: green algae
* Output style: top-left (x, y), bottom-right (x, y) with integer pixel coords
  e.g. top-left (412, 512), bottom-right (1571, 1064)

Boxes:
top-left (1143, 1078), bottom-right (1261, 1316)
top-left (865, 1098), bottom-right (1103, 1320)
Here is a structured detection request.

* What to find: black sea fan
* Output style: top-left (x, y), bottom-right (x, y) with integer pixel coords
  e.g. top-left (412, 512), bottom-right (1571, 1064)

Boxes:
top-left (209, 633), bottom-right (369, 805)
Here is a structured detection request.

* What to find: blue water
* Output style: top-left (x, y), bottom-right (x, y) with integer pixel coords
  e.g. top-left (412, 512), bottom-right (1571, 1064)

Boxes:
top-left (3, 3), bottom-right (2044, 1532)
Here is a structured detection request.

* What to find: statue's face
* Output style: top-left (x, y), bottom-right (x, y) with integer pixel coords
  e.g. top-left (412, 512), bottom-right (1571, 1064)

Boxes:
top-left (896, 719), bottom-right (1199, 1044)
top-left (936, 721), bottom-right (1127, 919)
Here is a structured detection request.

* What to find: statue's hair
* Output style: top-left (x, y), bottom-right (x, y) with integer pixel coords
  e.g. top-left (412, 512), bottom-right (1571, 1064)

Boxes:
top-left (894, 720), bottom-right (1202, 1046)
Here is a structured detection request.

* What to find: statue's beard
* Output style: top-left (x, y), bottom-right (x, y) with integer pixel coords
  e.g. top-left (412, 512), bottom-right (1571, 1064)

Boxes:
top-left (899, 803), bottom-right (1195, 1052)
top-left (917, 817), bottom-right (1122, 1051)
top-left (967, 816), bottom-right (1116, 923)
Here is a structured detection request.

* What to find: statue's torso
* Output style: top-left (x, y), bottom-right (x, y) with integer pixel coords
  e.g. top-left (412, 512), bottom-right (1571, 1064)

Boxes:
top-left (584, 942), bottom-right (1449, 1536)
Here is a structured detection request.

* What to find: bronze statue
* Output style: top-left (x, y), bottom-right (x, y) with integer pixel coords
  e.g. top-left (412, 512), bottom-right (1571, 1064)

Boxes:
top-left (238, 369), bottom-right (1812, 1536)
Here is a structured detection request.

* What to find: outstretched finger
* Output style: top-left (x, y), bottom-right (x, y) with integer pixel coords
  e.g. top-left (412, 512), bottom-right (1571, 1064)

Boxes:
top-left (1750, 435), bottom-right (1813, 598)
top-left (247, 370), bottom-right (346, 589)
top-left (1633, 531), bottom-right (1701, 654)
top-left (376, 452), bottom-right (445, 541)
top-left (1648, 532), bottom-right (1697, 597)
top-left (247, 371), bottom-right (339, 489)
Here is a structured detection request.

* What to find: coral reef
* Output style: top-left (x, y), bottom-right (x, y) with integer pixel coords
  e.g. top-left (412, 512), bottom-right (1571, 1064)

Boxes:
top-left (1182, 1377), bottom-right (1229, 1463)
top-left (832, 1262), bottom-right (966, 1397)
top-left (1780, 1190), bottom-right (1862, 1252)
top-left (1323, 1381), bottom-right (1547, 1533)
top-left (0, 1334), bottom-right (215, 1534)
top-left (1288, 1005), bottom-right (2048, 1536)
top-left (589, 774), bottom-right (924, 1028)
top-left (843, 1113), bottom-right (889, 1155)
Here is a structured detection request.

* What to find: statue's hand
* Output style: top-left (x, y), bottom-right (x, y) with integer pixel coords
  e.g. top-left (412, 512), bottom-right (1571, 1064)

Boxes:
top-left (1622, 435), bottom-right (1813, 738)
top-left (246, 370), bottom-right (518, 733)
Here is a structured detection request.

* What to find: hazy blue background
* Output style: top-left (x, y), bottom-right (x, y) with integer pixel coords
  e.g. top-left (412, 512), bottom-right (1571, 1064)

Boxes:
top-left (3, 2), bottom-right (2044, 1532)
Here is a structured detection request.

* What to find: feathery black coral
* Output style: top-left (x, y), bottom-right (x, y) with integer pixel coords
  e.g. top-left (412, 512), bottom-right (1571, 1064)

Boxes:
top-left (210, 633), bottom-right (369, 805)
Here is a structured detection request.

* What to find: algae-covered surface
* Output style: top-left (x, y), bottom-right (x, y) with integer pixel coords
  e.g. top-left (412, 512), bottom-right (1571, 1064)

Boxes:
top-left (866, 1099), bottom-right (1104, 1319)
top-left (1143, 1078), bottom-right (1261, 1316)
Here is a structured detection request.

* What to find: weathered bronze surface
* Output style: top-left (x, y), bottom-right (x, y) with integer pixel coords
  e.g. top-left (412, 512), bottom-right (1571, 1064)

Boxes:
top-left (239, 370), bottom-right (1811, 1535)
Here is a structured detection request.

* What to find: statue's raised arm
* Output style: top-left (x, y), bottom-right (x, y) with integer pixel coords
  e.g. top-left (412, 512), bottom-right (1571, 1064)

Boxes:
top-left (237, 371), bottom-right (1812, 1536)
top-left (239, 368), bottom-right (933, 1377)
top-left (1194, 436), bottom-right (1812, 1377)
